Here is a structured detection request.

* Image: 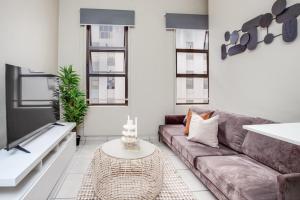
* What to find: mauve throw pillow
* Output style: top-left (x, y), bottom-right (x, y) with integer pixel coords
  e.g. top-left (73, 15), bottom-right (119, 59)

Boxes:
top-left (187, 114), bottom-right (219, 148)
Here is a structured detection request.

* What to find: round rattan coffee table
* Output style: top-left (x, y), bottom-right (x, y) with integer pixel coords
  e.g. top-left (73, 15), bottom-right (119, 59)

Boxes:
top-left (91, 139), bottom-right (164, 200)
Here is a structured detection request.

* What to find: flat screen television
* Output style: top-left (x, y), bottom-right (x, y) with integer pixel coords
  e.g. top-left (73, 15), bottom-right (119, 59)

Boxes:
top-left (5, 64), bottom-right (60, 152)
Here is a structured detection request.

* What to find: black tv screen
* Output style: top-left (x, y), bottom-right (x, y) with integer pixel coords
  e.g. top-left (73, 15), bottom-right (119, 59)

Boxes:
top-left (5, 64), bottom-right (59, 150)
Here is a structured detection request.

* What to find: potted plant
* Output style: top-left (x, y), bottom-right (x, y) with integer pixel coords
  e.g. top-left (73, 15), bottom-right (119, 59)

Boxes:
top-left (58, 65), bottom-right (88, 145)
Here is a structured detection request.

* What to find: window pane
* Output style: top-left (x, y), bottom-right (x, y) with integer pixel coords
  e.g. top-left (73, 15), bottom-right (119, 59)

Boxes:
top-left (176, 29), bottom-right (208, 50)
top-left (91, 25), bottom-right (124, 47)
top-left (89, 77), bottom-right (126, 104)
top-left (176, 78), bottom-right (208, 104)
top-left (90, 52), bottom-right (125, 74)
top-left (177, 52), bottom-right (207, 74)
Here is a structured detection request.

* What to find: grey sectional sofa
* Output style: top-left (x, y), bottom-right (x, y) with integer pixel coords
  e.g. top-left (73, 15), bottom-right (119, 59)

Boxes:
top-left (158, 108), bottom-right (300, 200)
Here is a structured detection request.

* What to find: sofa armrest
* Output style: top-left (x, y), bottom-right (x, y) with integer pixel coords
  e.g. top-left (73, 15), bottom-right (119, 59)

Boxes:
top-left (165, 115), bottom-right (185, 125)
top-left (277, 173), bottom-right (300, 200)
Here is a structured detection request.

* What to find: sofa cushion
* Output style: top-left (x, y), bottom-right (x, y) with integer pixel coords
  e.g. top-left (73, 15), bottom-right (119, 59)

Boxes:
top-left (190, 107), bottom-right (215, 115)
top-left (183, 107), bottom-right (215, 125)
top-left (242, 119), bottom-right (300, 174)
top-left (159, 125), bottom-right (185, 145)
top-left (187, 114), bottom-right (219, 148)
top-left (172, 136), bottom-right (238, 167)
top-left (184, 110), bottom-right (215, 136)
top-left (165, 115), bottom-right (185, 125)
top-left (196, 155), bottom-right (280, 200)
top-left (277, 173), bottom-right (300, 200)
top-left (213, 110), bottom-right (255, 153)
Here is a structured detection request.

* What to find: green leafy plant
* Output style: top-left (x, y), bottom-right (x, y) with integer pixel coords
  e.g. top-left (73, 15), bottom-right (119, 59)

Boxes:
top-left (58, 65), bottom-right (88, 132)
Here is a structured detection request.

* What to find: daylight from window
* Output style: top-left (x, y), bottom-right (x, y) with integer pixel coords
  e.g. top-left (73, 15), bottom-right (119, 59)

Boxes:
top-left (176, 29), bottom-right (209, 104)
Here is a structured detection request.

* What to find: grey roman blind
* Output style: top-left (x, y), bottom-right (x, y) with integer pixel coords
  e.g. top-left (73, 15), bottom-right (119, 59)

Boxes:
top-left (80, 8), bottom-right (135, 26)
top-left (165, 13), bottom-right (208, 29)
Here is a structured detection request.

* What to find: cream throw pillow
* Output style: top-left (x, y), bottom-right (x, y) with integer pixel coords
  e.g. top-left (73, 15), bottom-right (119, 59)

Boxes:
top-left (187, 113), bottom-right (219, 148)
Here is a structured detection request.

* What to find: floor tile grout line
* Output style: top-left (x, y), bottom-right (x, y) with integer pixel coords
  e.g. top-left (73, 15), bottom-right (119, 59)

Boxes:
top-left (192, 190), bottom-right (210, 192)
top-left (65, 172), bottom-right (87, 175)
top-left (190, 189), bottom-right (209, 192)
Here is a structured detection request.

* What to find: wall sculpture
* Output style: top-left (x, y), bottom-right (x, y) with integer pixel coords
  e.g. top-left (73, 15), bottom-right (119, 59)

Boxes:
top-left (221, 0), bottom-right (300, 60)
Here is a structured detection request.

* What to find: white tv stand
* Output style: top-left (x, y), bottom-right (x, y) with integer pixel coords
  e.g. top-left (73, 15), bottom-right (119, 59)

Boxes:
top-left (0, 122), bottom-right (76, 200)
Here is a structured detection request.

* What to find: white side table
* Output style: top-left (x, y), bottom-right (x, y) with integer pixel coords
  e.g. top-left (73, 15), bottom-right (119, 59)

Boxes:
top-left (243, 123), bottom-right (300, 145)
top-left (91, 139), bottom-right (164, 200)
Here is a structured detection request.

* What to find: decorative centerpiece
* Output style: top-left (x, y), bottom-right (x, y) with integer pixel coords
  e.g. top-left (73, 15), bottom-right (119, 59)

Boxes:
top-left (121, 116), bottom-right (138, 148)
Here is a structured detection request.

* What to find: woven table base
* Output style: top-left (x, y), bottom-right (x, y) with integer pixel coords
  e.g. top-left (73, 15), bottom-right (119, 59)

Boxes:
top-left (77, 155), bottom-right (196, 200)
top-left (91, 148), bottom-right (163, 199)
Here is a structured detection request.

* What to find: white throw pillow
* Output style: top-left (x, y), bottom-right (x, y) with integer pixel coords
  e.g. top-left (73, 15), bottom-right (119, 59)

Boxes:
top-left (187, 113), bottom-right (219, 148)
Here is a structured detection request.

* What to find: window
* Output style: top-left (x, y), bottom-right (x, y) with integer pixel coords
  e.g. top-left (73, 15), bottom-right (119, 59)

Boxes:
top-left (176, 29), bottom-right (209, 104)
top-left (86, 25), bottom-right (128, 105)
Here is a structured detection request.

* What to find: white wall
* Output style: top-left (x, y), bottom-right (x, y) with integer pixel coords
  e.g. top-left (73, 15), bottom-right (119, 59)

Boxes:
top-left (58, 0), bottom-right (208, 136)
top-left (0, 0), bottom-right (59, 148)
top-left (209, 0), bottom-right (300, 122)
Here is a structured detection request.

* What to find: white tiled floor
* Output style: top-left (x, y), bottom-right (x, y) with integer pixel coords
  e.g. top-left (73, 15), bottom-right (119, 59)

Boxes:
top-left (48, 137), bottom-right (217, 200)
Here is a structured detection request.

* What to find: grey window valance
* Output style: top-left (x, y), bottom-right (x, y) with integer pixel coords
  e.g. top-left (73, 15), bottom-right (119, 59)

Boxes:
top-left (80, 8), bottom-right (135, 26)
top-left (165, 13), bottom-right (208, 30)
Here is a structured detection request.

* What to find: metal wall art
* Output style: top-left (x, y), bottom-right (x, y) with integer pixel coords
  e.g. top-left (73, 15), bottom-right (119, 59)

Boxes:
top-left (221, 0), bottom-right (300, 60)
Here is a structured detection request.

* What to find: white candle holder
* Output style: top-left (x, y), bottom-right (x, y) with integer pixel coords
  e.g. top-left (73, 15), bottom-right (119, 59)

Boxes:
top-left (121, 116), bottom-right (138, 148)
